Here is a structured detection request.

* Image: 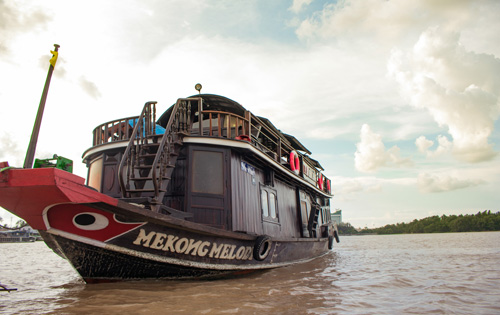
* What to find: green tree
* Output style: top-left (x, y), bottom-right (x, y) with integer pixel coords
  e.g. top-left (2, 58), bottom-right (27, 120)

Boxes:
top-left (337, 222), bottom-right (358, 235)
top-left (369, 211), bottom-right (500, 234)
top-left (14, 219), bottom-right (26, 228)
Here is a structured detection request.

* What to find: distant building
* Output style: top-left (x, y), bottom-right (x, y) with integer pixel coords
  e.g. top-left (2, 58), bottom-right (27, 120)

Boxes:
top-left (331, 209), bottom-right (342, 225)
top-left (0, 225), bottom-right (42, 243)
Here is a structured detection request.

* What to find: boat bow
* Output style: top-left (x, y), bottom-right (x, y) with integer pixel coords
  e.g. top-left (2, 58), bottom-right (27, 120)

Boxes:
top-left (0, 167), bottom-right (118, 230)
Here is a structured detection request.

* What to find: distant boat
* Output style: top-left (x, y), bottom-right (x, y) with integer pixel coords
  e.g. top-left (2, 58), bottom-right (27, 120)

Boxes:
top-left (0, 91), bottom-right (338, 283)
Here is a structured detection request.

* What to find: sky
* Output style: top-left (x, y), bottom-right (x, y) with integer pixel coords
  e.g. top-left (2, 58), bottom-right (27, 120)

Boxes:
top-left (1, 0), bottom-right (499, 228)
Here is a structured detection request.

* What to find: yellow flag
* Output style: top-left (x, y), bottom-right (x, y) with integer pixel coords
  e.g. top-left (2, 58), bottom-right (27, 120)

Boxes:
top-left (49, 50), bottom-right (58, 68)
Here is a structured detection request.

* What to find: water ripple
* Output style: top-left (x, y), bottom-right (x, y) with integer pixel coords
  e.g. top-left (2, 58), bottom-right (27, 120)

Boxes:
top-left (1, 232), bottom-right (500, 314)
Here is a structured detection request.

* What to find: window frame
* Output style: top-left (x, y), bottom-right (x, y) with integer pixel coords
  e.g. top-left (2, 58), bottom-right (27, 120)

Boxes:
top-left (191, 149), bottom-right (225, 196)
top-left (260, 184), bottom-right (279, 224)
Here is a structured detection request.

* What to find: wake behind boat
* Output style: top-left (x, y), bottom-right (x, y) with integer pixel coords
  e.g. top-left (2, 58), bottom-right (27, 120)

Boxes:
top-left (0, 85), bottom-right (338, 283)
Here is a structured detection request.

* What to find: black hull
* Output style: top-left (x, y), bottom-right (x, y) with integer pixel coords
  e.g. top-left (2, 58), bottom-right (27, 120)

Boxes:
top-left (37, 202), bottom-right (330, 283)
top-left (44, 233), bottom-right (246, 282)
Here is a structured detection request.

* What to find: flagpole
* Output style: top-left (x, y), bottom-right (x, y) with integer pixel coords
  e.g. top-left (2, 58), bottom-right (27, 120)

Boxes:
top-left (23, 44), bottom-right (60, 169)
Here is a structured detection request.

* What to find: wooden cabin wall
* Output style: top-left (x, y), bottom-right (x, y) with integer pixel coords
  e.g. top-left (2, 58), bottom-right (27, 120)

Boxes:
top-left (272, 178), bottom-right (301, 238)
top-left (88, 150), bottom-right (123, 198)
top-left (230, 152), bottom-right (301, 238)
top-left (163, 150), bottom-right (187, 211)
top-left (230, 152), bottom-right (264, 235)
top-left (102, 152), bottom-right (122, 198)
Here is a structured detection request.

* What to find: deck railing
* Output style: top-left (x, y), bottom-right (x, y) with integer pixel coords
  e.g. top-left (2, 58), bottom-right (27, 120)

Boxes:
top-left (92, 101), bottom-right (331, 195)
top-left (193, 110), bottom-right (251, 139)
top-left (92, 116), bottom-right (142, 146)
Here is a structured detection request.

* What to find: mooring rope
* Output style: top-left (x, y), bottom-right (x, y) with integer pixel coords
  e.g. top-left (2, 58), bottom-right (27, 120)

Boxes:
top-left (0, 223), bottom-right (28, 230)
top-left (0, 283), bottom-right (17, 293)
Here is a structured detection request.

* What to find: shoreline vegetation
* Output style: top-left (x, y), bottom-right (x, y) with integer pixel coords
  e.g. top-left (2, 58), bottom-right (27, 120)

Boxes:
top-left (4, 212), bottom-right (500, 235)
top-left (339, 211), bottom-right (500, 235)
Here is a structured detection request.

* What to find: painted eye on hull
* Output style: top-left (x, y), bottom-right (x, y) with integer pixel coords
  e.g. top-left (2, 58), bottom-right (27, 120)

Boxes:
top-left (73, 212), bottom-right (109, 231)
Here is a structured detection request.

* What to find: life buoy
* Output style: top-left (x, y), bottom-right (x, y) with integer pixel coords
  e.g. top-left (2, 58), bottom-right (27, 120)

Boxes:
top-left (289, 151), bottom-right (300, 175)
top-left (235, 135), bottom-right (251, 142)
top-left (253, 235), bottom-right (272, 261)
top-left (318, 175), bottom-right (324, 190)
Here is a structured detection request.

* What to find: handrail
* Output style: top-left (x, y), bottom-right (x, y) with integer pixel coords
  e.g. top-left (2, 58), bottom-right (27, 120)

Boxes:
top-left (150, 98), bottom-right (198, 205)
top-left (197, 110), bottom-right (249, 138)
top-left (248, 115), bottom-right (332, 195)
top-left (118, 101), bottom-right (158, 198)
top-left (92, 115), bottom-right (140, 146)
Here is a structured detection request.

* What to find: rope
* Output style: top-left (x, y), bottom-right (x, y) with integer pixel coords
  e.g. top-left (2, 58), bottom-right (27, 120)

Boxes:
top-left (0, 223), bottom-right (28, 230)
top-left (0, 284), bottom-right (17, 293)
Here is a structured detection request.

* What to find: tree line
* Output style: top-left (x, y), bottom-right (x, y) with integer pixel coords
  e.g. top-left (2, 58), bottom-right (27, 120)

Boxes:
top-left (337, 210), bottom-right (500, 235)
top-left (0, 216), bottom-right (27, 230)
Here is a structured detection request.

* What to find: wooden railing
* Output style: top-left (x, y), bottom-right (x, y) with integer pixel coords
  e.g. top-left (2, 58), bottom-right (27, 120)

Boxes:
top-left (248, 116), bottom-right (332, 195)
top-left (92, 115), bottom-right (141, 146)
top-left (149, 98), bottom-right (195, 206)
top-left (193, 110), bottom-right (250, 139)
top-left (93, 99), bottom-right (332, 195)
top-left (117, 101), bottom-right (159, 198)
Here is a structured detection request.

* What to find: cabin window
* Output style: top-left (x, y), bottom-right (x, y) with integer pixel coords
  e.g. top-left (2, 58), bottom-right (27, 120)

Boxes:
top-left (260, 186), bottom-right (278, 222)
top-left (191, 150), bottom-right (224, 195)
top-left (261, 190), bottom-right (269, 217)
top-left (269, 192), bottom-right (277, 218)
top-left (87, 156), bottom-right (103, 191)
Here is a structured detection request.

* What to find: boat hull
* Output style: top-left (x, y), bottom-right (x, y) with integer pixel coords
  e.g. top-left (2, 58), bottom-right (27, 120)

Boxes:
top-left (0, 168), bottom-right (331, 282)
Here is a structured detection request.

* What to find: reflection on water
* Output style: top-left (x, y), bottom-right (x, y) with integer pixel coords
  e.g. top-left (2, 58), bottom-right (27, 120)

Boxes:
top-left (1, 232), bottom-right (499, 314)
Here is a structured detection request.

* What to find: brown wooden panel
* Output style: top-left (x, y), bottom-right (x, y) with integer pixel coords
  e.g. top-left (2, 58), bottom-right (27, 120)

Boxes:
top-left (187, 145), bottom-right (231, 230)
top-left (230, 154), bottom-right (263, 235)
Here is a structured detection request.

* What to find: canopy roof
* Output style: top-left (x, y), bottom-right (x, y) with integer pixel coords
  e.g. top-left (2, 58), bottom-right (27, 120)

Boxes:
top-left (157, 94), bottom-right (246, 126)
top-left (157, 93), bottom-right (313, 158)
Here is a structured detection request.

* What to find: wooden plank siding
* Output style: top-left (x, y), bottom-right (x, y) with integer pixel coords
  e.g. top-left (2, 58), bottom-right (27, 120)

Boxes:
top-left (230, 152), bottom-right (263, 235)
top-left (230, 152), bottom-right (301, 238)
top-left (272, 179), bottom-right (301, 238)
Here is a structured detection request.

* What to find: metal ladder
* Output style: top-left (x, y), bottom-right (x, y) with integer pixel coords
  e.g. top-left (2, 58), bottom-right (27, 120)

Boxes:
top-left (308, 198), bottom-right (321, 237)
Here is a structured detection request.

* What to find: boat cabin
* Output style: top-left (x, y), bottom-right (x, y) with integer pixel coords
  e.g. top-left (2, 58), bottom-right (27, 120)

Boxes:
top-left (82, 94), bottom-right (333, 239)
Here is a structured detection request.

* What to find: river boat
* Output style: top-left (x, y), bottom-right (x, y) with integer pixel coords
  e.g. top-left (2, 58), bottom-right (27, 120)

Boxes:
top-left (0, 90), bottom-right (338, 283)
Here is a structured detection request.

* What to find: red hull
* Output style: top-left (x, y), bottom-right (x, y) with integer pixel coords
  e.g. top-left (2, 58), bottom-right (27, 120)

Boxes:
top-left (0, 168), bottom-right (118, 230)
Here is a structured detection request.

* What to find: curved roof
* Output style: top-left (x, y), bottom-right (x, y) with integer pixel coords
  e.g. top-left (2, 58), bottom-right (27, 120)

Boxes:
top-left (157, 93), bottom-right (313, 158)
top-left (157, 94), bottom-right (247, 126)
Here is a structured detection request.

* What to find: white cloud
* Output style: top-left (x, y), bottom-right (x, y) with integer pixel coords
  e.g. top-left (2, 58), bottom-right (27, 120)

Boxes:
top-left (333, 175), bottom-right (415, 202)
top-left (417, 172), bottom-right (485, 193)
top-left (0, 132), bottom-right (24, 166)
top-left (415, 135), bottom-right (433, 153)
top-left (354, 124), bottom-right (412, 173)
top-left (415, 135), bottom-right (453, 158)
top-left (389, 27), bottom-right (500, 163)
top-left (0, 0), bottom-right (50, 55)
top-left (289, 0), bottom-right (313, 14)
top-left (79, 76), bottom-right (101, 99)
top-left (295, 0), bottom-right (482, 44)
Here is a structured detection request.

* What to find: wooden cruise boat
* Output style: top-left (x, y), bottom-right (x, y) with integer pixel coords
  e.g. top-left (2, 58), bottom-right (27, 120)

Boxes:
top-left (0, 90), bottom-right (338, 283)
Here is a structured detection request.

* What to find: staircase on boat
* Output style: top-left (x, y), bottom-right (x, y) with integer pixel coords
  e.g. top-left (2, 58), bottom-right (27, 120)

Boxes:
top-left (118, 98), bottom-right (199, 212)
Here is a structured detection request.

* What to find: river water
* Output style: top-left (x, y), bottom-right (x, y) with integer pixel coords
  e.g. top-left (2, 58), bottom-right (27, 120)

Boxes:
top-left (1, 232), bottom-right (499, 314)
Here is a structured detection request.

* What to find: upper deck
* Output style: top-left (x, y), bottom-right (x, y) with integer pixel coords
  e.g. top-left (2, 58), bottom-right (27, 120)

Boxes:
top-left (84, 94), bottom-right (332, 196)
